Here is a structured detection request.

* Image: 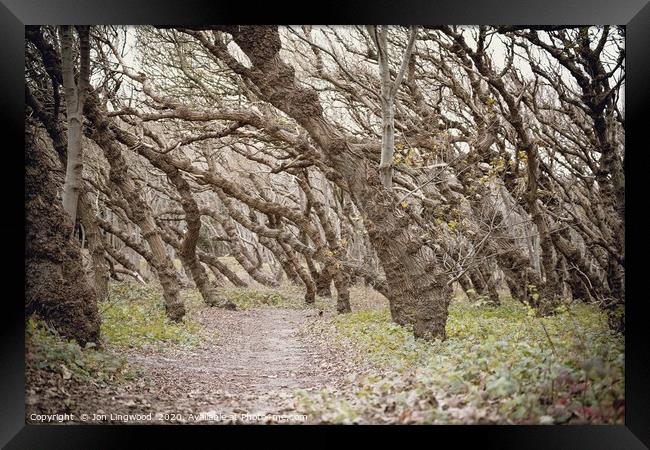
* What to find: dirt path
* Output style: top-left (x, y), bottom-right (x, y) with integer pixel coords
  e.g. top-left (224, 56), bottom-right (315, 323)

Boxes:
top-left (114, 307), bottom-right (345, 423)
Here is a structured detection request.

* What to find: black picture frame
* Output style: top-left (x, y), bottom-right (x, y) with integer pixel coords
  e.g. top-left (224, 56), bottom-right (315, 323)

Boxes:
top-left (2, 0), bottom-right (648, 447)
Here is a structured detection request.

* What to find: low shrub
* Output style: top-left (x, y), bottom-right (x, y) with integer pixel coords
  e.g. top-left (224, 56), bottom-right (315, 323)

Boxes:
top-left (298, 298), bottom-right (624, 424)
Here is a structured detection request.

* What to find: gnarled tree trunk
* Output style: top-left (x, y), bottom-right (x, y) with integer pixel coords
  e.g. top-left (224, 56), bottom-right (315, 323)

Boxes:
top-left (78, 193), bottom-right (110, 301)
top-left (214, 26), bottom-right (451, 339)
top-left (25, 126), bottom-right (100, 345)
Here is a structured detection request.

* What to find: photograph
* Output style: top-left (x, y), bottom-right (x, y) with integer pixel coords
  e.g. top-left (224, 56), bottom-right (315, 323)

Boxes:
top-left (22, 23), bottom-right (631, 427)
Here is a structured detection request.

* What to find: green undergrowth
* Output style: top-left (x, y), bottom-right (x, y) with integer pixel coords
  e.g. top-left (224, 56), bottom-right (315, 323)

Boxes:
top-left (100, 282), bottom-right (200, 349)
top-left (298, 298), bottom-right (624, 424)
top-left (26, 317), bottom-right (132, 383)
top-left (101, 282), bottom-right (328, 348)
top-left (219, 286), bottom-right (329, 311)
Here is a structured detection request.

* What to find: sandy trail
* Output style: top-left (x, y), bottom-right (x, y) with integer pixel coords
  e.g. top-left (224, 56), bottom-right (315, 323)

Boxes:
top-left (119, 307), bottom-right (342, 423)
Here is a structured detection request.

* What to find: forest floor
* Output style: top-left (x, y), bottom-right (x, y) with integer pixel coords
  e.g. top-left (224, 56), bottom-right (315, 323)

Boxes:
top-left (99, 307), bottom-right (363, 423)
top-left (26, 283), bottom-right (381, 424)
top-left (26, 275), bottom-right (625, 425)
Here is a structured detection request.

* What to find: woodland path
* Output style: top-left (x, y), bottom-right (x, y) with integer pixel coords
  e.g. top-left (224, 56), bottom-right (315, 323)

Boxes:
top-left (116, 307), bottom-right (348, 423)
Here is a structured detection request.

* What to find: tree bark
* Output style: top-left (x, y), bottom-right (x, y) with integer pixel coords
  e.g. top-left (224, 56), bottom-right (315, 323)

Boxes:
top-left (136, 143), bottom-right (223, 306)
top-left (78, 193), bottom-right (110, 301)
top-left (85, 100), bottom-right (186, 321)
top-left (27, 25), bottom-right (185, 321)
top-left (211, 26), bottom-right (451, 338)
top-left (217, 215), bottom-right (279, 287)
top-left (25, 126), bottom-right (100, 345)
top-left (59, 26), bottom-right (90, 231)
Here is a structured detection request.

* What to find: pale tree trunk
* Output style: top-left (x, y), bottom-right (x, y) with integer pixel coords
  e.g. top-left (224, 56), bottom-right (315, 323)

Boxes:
top-left (379, 97), bottom-right (395, 189)
top-left (59, 25), bottom-right (90, 231)
top-left (366, 25), bottom-right (417, 190)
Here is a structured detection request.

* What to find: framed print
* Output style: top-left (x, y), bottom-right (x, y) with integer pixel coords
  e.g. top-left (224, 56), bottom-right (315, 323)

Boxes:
top-left (2, 0), bottom-right (649, 447)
